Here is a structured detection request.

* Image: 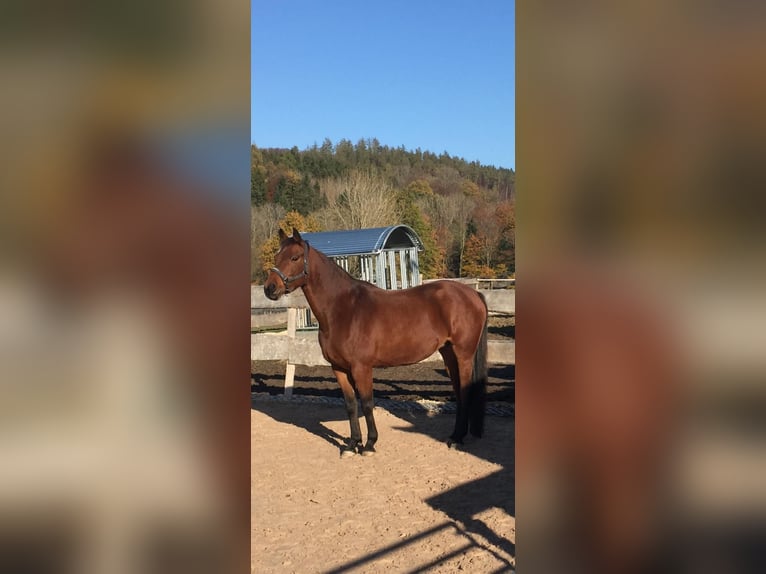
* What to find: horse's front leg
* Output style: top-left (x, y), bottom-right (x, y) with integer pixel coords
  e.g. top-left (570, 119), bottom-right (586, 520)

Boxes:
top-left (332, 367), bottom-right (362, 457)
top-left (352, 365), bottom-right (377, 456)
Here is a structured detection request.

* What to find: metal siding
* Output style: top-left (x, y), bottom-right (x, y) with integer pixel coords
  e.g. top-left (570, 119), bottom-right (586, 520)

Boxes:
top-left (295, 226), bottom-right (424, 291)
top-left (409, 247), bottom-right (421, 286)
top-left (387, 250), bottom-right (397, 289)
top-left (376, 255), bottom-right (387, 289)
top-left (398, 250), bottom-right (408, 289)
top-left (300, 225), bottom-right (424, 257)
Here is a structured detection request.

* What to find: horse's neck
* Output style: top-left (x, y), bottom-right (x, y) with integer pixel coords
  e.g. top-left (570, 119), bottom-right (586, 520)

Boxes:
top-left (301, 249), bottom-right (354, 326)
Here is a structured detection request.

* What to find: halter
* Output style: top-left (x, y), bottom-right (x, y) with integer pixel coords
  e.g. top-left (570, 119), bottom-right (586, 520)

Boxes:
top-left (269, 241), bottom-right (310, 293)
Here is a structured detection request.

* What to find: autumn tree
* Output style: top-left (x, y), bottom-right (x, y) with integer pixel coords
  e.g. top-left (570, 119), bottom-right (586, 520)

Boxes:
top-left (318, 169), bottom-right (398, 230)
top-left (251, 203), bottom-right (286, 277)
top-left (461, 233), bottom-right (497, 278)
top-left (469, 200), bottom-right (501, 271)
top-left (251, 141), bottom-right (515, 278)
top-left (461, 180), bottom-right (481, 198)
top-left (405, 178), bottom-right (434, 198)
top-left (495, 201), bottom-right (515, 275)
top-left (440, 193), bottom-right (476, 276)
top-left (396, 179), bottom-right (444, 278)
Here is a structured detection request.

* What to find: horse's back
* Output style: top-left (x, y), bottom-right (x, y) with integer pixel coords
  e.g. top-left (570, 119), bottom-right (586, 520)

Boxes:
top-left (413, 280), bottom-right (487, 322)
top-left (369, 279), bottom-right (486, 344)
top-left (361, 280), bottom-right (483, 318)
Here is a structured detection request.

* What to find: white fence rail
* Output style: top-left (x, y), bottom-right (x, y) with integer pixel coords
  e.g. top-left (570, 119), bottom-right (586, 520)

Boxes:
top-left (251, 284), bottom-right (515, 396)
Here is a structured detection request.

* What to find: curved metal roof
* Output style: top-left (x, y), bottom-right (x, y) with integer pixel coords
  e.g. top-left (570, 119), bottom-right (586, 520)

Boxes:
top-left (300, 225), bottom-right (424, 257)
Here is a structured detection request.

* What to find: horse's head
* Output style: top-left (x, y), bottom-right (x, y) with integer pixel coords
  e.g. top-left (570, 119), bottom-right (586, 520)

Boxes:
top-left (264, 227), bottom-right (309, 300)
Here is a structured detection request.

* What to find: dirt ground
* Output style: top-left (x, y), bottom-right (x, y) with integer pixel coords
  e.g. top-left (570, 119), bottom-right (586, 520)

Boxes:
top-left (251, 361), bottom-right (514, 573)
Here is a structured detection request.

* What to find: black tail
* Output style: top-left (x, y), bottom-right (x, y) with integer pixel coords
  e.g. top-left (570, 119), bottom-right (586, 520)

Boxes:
top-left (469, 295), bottom-right (488, 437)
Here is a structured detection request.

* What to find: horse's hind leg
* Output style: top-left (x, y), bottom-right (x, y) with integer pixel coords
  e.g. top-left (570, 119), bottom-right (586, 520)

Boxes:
top-left (352, 365), bottom-right (378, 455)
top-left (440, 344), bottom-right (468, 447)
top-left (333, 367), bottom-right (362, 457)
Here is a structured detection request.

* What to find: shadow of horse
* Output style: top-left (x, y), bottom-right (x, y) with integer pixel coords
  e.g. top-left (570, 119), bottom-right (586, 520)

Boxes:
top-left (250, 398), bottom-right (350, 455)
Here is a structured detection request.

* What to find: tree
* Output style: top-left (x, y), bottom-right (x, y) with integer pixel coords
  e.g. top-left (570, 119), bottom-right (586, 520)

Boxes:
top-left (319, 170), bottom-right (398, 230)
top-left (495, 201), bottom-right (515, 275)
top-left (405, 178), bottom-right (434, 198)
top-left (335, 139), bottom-right (354, 167)
top-left (251, 203), bottom-right (286, 278)
top-left (436, 193), bottom-right (475, 276)
top-left (396, 181), bottom-right (444, 278)
top-left (272, 170), bottom-right (323, 214)
top-left (250, 141), bottom-right (515, 278)
top-left (461, 180), bottom-right (481, 198)
top-left (462, 233), bottom-right (497, 278)
top-left (251, 145), bottom-right (268, 205)
top-left (471, 200), bottom-right (502, 273)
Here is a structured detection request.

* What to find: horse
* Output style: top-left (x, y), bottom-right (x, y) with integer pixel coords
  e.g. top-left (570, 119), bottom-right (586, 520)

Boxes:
top-left (264, 228), bottom-right (489, 456)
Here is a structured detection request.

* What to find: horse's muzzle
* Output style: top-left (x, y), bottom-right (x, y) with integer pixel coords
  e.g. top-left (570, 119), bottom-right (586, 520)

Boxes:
top-left (263, 281), bottom-right (283, 301)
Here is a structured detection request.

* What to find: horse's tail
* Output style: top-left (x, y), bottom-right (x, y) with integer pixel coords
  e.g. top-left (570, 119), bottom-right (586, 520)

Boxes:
top-left (469, 293), bottom-right (489, 438)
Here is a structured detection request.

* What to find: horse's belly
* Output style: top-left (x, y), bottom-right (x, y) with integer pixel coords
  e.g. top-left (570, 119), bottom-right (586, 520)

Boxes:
top-left (373, 338), bottom-right (440, 368)
top-left (319, 325), bottom-right (442, 369)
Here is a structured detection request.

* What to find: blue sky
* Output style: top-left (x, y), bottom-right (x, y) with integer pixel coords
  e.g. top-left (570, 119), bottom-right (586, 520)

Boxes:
top-left (251, 0), bottom-right (515, 170)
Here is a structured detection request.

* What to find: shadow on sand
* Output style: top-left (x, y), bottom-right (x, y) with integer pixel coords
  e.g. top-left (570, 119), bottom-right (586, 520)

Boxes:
top-left (251, 363), bottom-right (514, 403)
top-left (388, 407), bottom-right (515, 569)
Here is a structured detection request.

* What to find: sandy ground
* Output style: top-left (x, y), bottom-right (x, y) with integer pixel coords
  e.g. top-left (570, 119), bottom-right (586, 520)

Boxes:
top-left (251, 399), bottom-right (514, 573)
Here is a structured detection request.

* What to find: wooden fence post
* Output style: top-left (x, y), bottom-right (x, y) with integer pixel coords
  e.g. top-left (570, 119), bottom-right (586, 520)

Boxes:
top-left (284, 307), bottom-right (297, 396)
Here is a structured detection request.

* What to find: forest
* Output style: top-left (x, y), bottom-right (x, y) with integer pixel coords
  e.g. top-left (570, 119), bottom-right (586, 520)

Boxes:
top-left (251, 138), bottom-right (515, 282)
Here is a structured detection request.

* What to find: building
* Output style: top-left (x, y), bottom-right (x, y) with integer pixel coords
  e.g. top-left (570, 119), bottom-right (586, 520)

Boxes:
top-left (300, 225), bottom-right (424, 289)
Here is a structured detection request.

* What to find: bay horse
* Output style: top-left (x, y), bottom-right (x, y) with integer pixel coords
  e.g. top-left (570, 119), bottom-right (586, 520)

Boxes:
top-left (264, 228), bottom-right (489, 456)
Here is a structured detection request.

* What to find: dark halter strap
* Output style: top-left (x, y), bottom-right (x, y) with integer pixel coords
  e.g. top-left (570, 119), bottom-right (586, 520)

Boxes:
top-left (269, 241), bottom-right (310, 293)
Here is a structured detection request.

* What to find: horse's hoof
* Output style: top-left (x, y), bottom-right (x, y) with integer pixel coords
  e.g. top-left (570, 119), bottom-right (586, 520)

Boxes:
top-left (447, 438), bottom-right (463, 449)
top-left (361, 447), bottom-right (376, 457)
top-left (340, 448), bottom-right (357, 459)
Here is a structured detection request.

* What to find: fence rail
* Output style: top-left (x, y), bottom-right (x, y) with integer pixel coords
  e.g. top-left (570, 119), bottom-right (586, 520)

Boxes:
top-left (251, 284), bottom-right (514, 315)
top-left (251, 283), bottom-right (515, 396)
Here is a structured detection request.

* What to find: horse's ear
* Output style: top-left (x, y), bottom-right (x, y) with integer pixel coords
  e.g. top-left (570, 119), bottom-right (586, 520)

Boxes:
top-left (292, 228), bottom-right (303, 243)
top-left (278, 228), bottom-right (287, 242)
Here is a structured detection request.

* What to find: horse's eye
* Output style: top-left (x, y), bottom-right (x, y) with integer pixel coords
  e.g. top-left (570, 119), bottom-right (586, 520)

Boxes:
top-left (291, 255), bottom-right (300, 261)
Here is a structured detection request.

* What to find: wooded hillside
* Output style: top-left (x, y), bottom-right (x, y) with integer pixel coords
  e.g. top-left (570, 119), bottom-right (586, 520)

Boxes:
top-left (251, 139), bottom-right (514, 281)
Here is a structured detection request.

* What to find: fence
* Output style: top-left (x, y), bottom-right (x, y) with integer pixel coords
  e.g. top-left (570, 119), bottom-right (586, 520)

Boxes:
top-left (251, 284), bottom-right (515, 396)
top-left (252, 285), bottom-right (515, 332)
